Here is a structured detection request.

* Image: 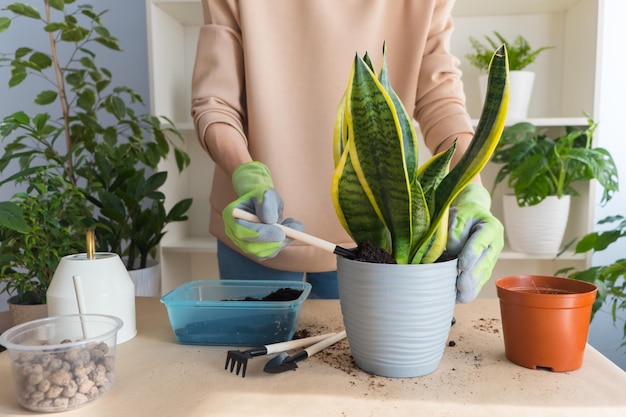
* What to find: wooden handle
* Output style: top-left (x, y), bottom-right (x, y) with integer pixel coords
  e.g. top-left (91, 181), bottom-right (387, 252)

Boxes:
top-left (264, 332), bottom-right (336, 355)
top-left (304, 330), bottom-right (347, 357)
top-left (232, 208), bottom-right (337, 254)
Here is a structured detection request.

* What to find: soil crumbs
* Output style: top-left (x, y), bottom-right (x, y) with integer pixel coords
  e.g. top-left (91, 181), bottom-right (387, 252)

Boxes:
top-left (472, 317), bottom-right (501, 334)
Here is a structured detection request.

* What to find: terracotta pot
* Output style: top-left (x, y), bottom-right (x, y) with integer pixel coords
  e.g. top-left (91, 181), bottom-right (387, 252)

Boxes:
top-left (337, 257), bottom-right (458, 378)
top-left (496, 275), bottom-right (597, 372)
top-left (7, 296), bottom-right (48, 327)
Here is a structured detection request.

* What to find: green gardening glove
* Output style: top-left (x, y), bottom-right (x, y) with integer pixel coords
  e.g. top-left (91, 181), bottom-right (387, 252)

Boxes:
top-left (223, 161), bottom-right (303, 260)
top-left (446, 183), bottom-right (504, 303)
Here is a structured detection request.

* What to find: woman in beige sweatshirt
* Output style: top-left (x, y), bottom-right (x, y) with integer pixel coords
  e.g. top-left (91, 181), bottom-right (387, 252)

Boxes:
top-left (191, 0), bottom-right (503, 300)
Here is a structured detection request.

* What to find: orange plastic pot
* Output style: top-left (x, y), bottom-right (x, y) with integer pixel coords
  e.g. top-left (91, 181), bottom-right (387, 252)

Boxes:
top-left (496, 275), bottom-right (597, 372)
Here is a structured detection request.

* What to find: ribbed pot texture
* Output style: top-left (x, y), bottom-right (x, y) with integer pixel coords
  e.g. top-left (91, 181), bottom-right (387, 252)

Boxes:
top-left (337, 257), bottom-right (458, 378)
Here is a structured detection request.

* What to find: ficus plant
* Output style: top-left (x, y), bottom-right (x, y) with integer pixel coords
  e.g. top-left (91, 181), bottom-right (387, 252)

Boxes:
top-left (491, 116), bottom-right (619, 207)
top-left (331, 44), bottom-right (509, 265)
top-left (0, 0), bottom-right (192, 305)
top-left (0, 174), bottom-right (91, 304)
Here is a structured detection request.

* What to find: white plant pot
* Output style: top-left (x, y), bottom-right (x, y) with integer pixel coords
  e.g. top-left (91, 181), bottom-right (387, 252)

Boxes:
top-left (47, 253), bottom-right (137, 344)
top-left (502, 195), bottom-right (571, 255)
top-left (480, 70), bottom-right (535, 122)
top-left (337, 257), bottom-right (458, 378)
top-left (127, 259), bottom-right (162, 297)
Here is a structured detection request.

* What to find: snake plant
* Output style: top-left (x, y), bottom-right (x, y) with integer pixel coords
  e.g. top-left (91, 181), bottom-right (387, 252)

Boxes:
top-left (331, 44), bottom-right (509, 264)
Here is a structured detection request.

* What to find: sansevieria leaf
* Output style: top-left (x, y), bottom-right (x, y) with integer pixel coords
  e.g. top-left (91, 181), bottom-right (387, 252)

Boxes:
top-left (331, 146), bottom-right (391, 253)
top-left (331, 61), bottom-right (390, 253)
top-left (412, 45), bottom-right (509, 262)
top-left (346, 54), bottom-right (413, 263)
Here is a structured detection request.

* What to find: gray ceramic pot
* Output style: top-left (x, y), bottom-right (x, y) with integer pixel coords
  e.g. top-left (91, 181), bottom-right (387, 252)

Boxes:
top-left (337, 257), bottom-right (458, 378)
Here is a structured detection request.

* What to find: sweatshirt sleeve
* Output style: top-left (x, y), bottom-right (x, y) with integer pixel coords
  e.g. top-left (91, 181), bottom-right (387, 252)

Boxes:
top-left (414, 0), bottom-right (474, 154)
top-left (191, 0), bottom-right (247, 154)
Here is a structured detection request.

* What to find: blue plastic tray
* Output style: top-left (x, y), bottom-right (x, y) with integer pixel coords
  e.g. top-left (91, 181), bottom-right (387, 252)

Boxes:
top-left (160, 280), bottom-right (311, 346)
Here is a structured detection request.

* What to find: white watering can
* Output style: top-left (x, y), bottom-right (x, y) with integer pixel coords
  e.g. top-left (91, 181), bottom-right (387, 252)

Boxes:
top-left (46, 231), bottom-right (137, 344)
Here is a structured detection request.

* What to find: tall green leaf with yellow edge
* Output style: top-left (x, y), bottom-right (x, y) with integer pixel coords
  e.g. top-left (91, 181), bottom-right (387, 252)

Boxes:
top-left (332, 44), bottom-right (509, 264)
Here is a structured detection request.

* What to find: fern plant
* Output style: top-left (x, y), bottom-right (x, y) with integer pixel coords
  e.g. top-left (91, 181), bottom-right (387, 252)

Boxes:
top-left (466, 31), bottom-right (552, 72)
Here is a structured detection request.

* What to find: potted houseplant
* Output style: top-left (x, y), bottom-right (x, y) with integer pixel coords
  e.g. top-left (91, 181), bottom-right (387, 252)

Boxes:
top-left (557, 214), bottom-right (626, 349)
top-left (466, 31), bottom-right (553, 120)
top-left (0, 173), bottom-right (92, 325)
top-left (331, 44), bottom-right (509, 377)
top-left (0, 1), bottom-right (192, 299)
top-left (80, 128), bottom-right (192, 296)
top-left (491, 116), bottom-right (619, 254)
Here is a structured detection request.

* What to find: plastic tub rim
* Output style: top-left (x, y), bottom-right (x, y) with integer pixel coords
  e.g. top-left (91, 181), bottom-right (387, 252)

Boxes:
top-left (0, 313), bottom-right (123, 351)
top-left (160, 279), bottom-right (312, 308)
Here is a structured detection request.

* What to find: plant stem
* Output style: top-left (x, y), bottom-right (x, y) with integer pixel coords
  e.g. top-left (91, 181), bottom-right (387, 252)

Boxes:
top-left (44, 0), bottom-right (75, 184)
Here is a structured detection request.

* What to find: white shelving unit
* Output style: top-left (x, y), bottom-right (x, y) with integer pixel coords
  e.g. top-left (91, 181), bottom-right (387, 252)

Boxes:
top-left (452, 0), bottom-right (601, 296)
top-left (146, 0), bottom-right (603, 296)
top-left (146, 0), bottom-right (217, 294)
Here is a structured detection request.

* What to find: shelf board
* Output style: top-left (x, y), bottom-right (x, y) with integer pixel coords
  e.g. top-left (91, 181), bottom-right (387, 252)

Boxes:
top-left (471, 116), bottom-right (588, 128)
top-left (453, 0), bottom-right (582, 17)
top-left (160, 236), bottom-right (585, 261)
top-left (170, 121), bottom-right (194, 133)
top-left (155, 0), bottom-right (583, 22)
top-left (152, 0), bottom-right (202, 26)
top-left (499, 246), bottom-right (585, 261)
top-left (161, 236), bottom-right (218, 253)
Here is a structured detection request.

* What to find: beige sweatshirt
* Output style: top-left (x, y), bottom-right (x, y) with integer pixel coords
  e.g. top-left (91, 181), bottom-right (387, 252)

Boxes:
top-left (191, 0), bottom-right (474, 272)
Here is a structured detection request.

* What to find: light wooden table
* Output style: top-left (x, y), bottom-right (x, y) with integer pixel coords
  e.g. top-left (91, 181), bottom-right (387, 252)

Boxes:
top-left (1, 298), bottom-right (625, 417)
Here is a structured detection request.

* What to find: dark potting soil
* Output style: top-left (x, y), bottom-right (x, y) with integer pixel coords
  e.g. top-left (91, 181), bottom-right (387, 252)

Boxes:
top-left (238, 288), bottom-right (303, 301)
top-left (352, 241), bottom-right (397, 264)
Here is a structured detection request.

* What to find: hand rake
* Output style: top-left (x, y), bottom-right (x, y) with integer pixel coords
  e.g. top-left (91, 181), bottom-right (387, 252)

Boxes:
top-left (225, 332), bottom-right (336, 377)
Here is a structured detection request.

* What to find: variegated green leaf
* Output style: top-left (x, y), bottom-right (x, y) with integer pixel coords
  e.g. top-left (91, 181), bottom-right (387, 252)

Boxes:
top-left (418, 209), bottom-right (449, 264)
top-left (378, 43), bottom-right (418, 182)
top-left (332, 93), bottom-right (348, 166)
top-left (331, 146), bottom-right (391, 252)
top-left (413, 44), bottom-right (509, 262)
top-left (417, 143), bottom-right (456, 218)
top-left (347, 54), bottom-right (412, 262)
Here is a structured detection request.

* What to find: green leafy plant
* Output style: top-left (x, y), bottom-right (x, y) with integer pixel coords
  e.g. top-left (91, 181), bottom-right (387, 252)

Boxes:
top-left (0, 174), bottom-right (91, 304)
top-left (557, 215), bottom-right (626, 348)
top-left (331, 44), bottom-right (509, 264)
top-left (0, 0), bottom-right (192, 293)
top-left (466, 31), bottom-right (552, 72)
top-left (491, 116), bottom-right (619, 207)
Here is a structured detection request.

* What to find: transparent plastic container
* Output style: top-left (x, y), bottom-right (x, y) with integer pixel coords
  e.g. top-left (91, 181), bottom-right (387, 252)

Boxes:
top-left (0, 314), bottom-right (122, 413)
top-left (160, 280), bottom-right (311, 346)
